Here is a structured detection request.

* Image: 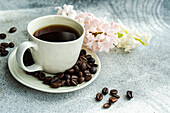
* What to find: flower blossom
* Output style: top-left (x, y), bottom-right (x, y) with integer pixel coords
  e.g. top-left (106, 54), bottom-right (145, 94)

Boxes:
top-left (55, 4), bottom-right (152, 52)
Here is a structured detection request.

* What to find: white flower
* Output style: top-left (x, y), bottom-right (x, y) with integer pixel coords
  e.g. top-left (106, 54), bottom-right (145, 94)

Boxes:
top-left (55, 4), bottom-right (77, 19)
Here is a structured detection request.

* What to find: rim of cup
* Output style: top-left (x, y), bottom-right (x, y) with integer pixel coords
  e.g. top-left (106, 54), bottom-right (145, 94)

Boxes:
top-left (27, 15), bottom-right (85, 45)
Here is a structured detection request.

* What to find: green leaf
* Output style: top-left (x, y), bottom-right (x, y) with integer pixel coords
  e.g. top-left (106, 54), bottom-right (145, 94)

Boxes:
top-left (117, 32), bottom-right (123, 38)
top-left (134, 37), bottom-right (146, 46)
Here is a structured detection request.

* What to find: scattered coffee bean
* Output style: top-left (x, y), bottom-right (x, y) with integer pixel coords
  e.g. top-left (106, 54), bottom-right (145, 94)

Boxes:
top-left (78, 77), bottom-right (85, 84)
top-left (50, 76), bottom-right (59, 83)
top-left (103, 103), bottom-right (111, 108)
top-left (66, 79), bottom-right (71, 86)
top-left (84, 70), bottom-right (91, 76)
top-left (86, 64), bottom-right (91, 69)
top-left (85, 75), bottom-right (92, 81)
top-left (9, 42), bottom-right (15, 48)
top-left (71, 79), bottom-right (78, 86)
top-left (88, 58), bottom-right (95, 63)
top-left (1, 50), bottom-right (8, 56)
top-left (80, 49), bottom-right (86, 56)
top-left (78, 71), bottom-right (83, 77)
top-left (96, 93), bottom-right (103, 101)
top-left (1, 43), bottom-right (9, 48)
top-left (38, 72), bottom-right (46, 80)
top-left (93, 64), bottom-right (98, 67)
top-left (73, 65), bottom-right (79, 73)
top-left (0, 46), bottom-right (5, 49)
top-left (102, 87), bottom-right (109, 95)
top-left (85, 54), bottom-right (92, 59)
top-left (110, 89), bottom-right (118, 95)
top-left (109, 97), bottom-right (117, 103)
top-left (126, 90), bottom-right (133, 99)
top-left (0, 48), bottom-right (5, 52)
top-left (58, 73), bottom-right (64, 79)
top-left (9, 27), bottom-right (17, 33)
top-left (50, 82), bottom-right (61, 88)
top-left (67, 68), bottom-right (74, 74)
top-left (80, 62), bottom-right (87, 71)
top-left (43, 76), bottom-right (53, 85)
top-left (0, 33), bottom-right (6, 39)
top-left (113, 94), bottom-right (120, 99)
top-left (71, 75), bottom-right (78, 80)
top-left (61, 80), bottom-right (66, 86)
top-left (90, 66), bottom-right (97, 74)
top-left (23, 49), bottom-right (34, 66)
top-left (64, 74), bottom-right (71, 79)
top-left (32, 71), bottom-right (40, 77)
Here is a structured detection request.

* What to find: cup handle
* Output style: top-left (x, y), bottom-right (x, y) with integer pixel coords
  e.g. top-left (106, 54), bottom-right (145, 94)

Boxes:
top-left (16, 41), bottom-right (43, 72)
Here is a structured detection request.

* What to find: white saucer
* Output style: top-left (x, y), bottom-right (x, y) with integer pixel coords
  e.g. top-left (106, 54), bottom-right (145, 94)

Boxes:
top-left (8, 47), bottom-right (101, 93)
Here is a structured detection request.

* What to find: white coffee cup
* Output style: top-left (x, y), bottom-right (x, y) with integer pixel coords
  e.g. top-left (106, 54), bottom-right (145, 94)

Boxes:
top-left (16, 15), bottom-right (85, 73)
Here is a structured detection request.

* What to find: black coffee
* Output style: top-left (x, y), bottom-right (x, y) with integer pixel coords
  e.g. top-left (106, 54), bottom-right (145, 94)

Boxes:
top-left (33, 25), bottom-right (80, 42)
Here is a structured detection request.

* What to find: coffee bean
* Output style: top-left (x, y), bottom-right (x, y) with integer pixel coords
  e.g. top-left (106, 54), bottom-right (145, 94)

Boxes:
top-left (85, 75), bottom-right (92, 81)
top-left (76, 61), bottom-right (82, 66)
top-left (88, 58), bottom-right (95, 63)
top-left (66, 79), bottom-right (71, 86)
top-left (93, 64), bottom-right (98, 67)
top-left (126, 90), bottom-right (133, 99)
top-left (64, 74), bottom-right (71, 79)
top-left (71, 75), bottom-right (78, 80)
top-left (80, 49), bottom-right (86, 56)
top-left (90, 66), bottom-right (97, 74)
top-left (1, 43), bottom-right (9, 48)
top-left (102, 87), bottom-right (109, 95)
top-left (80, 56), bottom-right (87, 62)
top-left (80, 62), bottom-right (87, 71)
top-left (84, 70), bottom-right (91, 76)
top-left (78, 71), bottom-right (83, 77)
top-left (109, 97), bottom-right (117, 103)
top-left (0, 46), bottom-right (5, 49)
top-left (0, 48), bottom-right (5, 52)
top-left (113, 94), bottom-right (120, 99)
top-left (50, 82), bottom-right (61, 88)
top-left (9, 27), bottom-right (17, 33)
top-left (110, 89), bottom-right (118, 95)
top-left (9, 42), bottom-right (15, 48)
top-left (25, 71), bottom-right (34, 75)
top-left (43, 76), bottom-right (53, 85)
top-left (58, 73), bottom-right (64, 79)
top-left (96, 93), bottom-right (103, 101)
top-left (61, 80), bottom-right (66, 86)
top-left (0, 33), bottom-right (6, 39)
top-left (1, 50), bottom-right (8, 56)
top-left (85, 55), bottom-right (92, 59)
top-left (78, 77), bottom-right (85, 84)
top-left (23, 49), bottom-right (34, 66)
top-left (32, 71), bottom-right (40, 77)
top-left (86, 64), bottom-right (91, 69)
top-left (38, 72), bottom-right (46, 80)
top-left (67, 68), bottom-right (74, 74)
top-left (103, 103), bottom-right (111, 108)
top-left (71, 79), bottom-right (78, 86)
top-left (50, 76), bottom-right (59, 83)
top-left (73, 65), bottom-right (79, 73)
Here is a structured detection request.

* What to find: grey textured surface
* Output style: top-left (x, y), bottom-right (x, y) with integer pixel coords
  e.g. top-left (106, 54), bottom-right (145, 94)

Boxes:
top-left (0, 0), bottom-right (170, 113)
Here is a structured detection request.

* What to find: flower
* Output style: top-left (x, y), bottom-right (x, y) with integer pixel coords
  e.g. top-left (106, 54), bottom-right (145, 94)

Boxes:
top-left (55, 4), bottom-right (152, 52)
top-left (55, 4), bottom-right (77, 19)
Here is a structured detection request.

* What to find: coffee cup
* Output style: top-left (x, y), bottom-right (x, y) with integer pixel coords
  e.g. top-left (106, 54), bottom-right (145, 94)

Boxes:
top-left (16, 15), bottom-right (85, 73)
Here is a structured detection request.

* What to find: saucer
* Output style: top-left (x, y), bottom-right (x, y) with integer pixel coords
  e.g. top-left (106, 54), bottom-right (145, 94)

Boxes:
top-left (8, 47), bottom-right (101, 93)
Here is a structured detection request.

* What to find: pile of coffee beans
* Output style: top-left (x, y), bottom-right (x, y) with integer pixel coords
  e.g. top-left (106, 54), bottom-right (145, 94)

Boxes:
top-left (0, 27), bottom-right (16, 56)
top-left (96, 87), bottom-right (133, 108)
top-left (24, 49), bottom-right (98, 88)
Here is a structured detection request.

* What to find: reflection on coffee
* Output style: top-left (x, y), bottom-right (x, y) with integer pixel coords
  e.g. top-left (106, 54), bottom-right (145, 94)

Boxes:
top-left (33, 25), bottom-right (80, 42)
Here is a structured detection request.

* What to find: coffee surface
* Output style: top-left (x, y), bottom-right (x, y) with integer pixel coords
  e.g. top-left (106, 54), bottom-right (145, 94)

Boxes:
top-left (33, 25), bottom-right (79, 42)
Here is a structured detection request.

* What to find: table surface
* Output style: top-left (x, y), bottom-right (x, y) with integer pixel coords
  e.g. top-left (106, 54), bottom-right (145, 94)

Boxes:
top-left (0, 0), bottom-right (170, 113)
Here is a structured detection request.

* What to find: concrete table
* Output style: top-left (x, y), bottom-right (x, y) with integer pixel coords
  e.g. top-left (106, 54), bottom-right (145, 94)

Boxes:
top-left (0, 0), bottom-right (169, 113)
